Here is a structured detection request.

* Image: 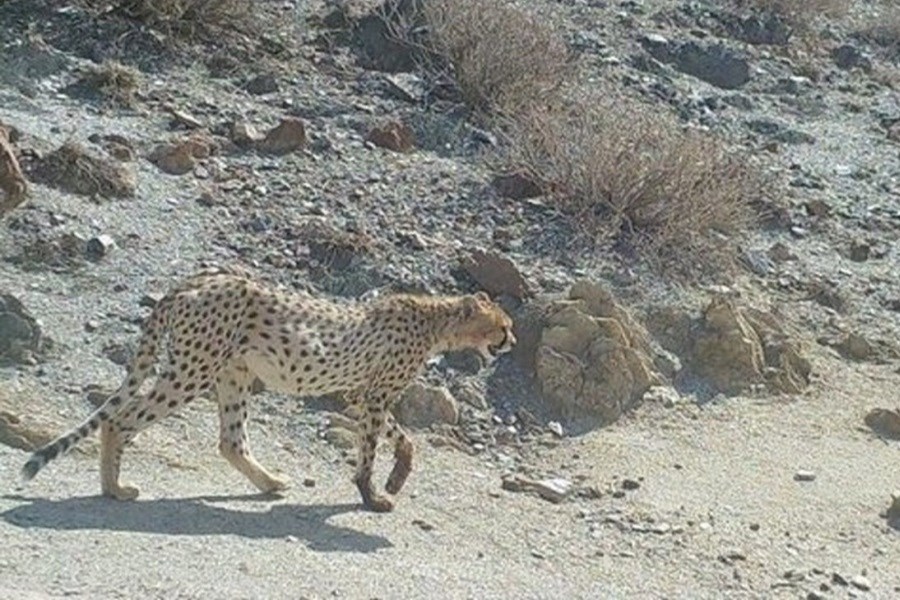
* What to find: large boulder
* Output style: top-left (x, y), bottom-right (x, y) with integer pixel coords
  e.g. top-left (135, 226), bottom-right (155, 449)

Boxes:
top-left (534, 281), bottom-right (661, 423)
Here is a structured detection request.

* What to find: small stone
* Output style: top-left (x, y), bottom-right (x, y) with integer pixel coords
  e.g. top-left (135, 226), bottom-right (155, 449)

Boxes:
top-left (102, 343), bottom-right (131, 366)
top-left (366, 120), bottom-right (415, 153)
top-left (849, 240), bottom-right (870, 262)
top-left (749, 522), bottom-right (760, 531)
top-left (258, 118), bottom-right (306, 155)
top-left (805, 199), bottom-right (832, 217)
top-left (837, 333), bottom-right (873, 361)
top-left (85, 234), bottom-right (115, 258)
top-left (461, 249), bottom-right (530, 300)
top-left (394, 383), bottom-right (459, 428)
top-left (492, 172), bottom-right (542, 200)
top-left (167, 107), bottom-right (203, 129)
top-left (621, 478), bottom-right (641, 491)
top-left (149, 136), bottom-right (215, 175)
top-left (886, 491), bottom-right (900, 529)
top-left (244, 73), bottom-right (279, 95)
top-left (412, 519), bottom-right (435, 531)
top-left (231, 121), bottom-right (262, 148)
top-left (547, 421), bottom-right (564, 437)
top-left (139, 292), bottom-right (165, 308)
top-left (302, 478), bottom-right (316, 488)
top-left (864, 408), bottom-right (900, 439)
top-left (768, 242), bottom-right (796, 262)
top-left (794, 470), bottom-right (816, 482)
top-left (832, 572), bottom-right (849, 586)
top-left (533, 478), bottom-right (573, 503)
top-left (84, 319), bottom-right (100, 333)
top-left (807, 592), bottom-right (826, 600)
top-left (850, 575), bottom-right (871, 591)
top-left (643, 385), bottom-right (680, 408)
top-left (323, 426), bottom-right (356, 450)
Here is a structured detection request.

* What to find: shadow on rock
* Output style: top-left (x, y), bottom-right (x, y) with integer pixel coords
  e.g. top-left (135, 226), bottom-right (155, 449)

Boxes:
top-left (0, 494), bottom-right (392, 553)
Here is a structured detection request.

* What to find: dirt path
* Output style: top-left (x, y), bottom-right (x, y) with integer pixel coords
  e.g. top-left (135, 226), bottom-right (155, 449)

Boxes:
top-left (1, 353), bottom-right (897, 600)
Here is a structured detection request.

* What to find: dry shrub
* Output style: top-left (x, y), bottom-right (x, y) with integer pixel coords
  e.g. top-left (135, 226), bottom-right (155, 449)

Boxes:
top-left (76, 61), bottom-right (141, 106)
top-left (391, 0), bottom-right (572, 114)
top-left (502, 96), bottom-right (762, 273)
top-left (81, 0), bottom-right (257, 39)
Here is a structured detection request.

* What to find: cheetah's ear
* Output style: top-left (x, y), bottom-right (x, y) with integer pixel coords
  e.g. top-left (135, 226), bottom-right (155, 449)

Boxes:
top-left (473, 291), bottom-right (491, 303)
top-left (461, 295), bottom-right (480, 318)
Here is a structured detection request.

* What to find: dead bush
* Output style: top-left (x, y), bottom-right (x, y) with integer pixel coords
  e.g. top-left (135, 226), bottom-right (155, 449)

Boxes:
top-left (80, 0), bottom-right (257, 39)
top-left (74, 61), bottom-right (141, 106)
top-left (502, 96), bottom-right (763, 274)
top-left (388, 0), bottom-right (573, 114)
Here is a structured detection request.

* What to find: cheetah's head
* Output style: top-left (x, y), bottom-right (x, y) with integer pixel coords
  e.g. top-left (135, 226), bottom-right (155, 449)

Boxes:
top-left (450, 292), bottom-right (516, 365)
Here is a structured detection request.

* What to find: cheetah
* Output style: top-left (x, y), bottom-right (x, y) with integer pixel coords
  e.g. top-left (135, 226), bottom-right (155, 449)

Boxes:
top-left (21, 266), bottom-right (515, 512)
top-left (0, 121), bottom-right (28, 216)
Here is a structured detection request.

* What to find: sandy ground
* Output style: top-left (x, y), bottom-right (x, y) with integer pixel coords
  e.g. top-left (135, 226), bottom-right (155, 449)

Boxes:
top-left (1, 353), bottom-right (897, 600)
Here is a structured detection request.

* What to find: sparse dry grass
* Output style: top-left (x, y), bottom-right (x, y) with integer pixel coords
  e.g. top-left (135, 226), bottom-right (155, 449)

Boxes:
top-left (858, 3), bottom-right (900, 57)
top-left (81, 0), bottom-right (257, 39)
top-left (388, 0), bottom-right (572, 114)
top-left (76, 60), bottom-right (141, 106)
top-left (501, 95), bottom-right (763, 273)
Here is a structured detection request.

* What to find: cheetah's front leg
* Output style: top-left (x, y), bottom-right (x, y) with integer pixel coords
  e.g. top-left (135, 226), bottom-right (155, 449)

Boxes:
top-left (354, 400), bottom-right (394, 512)
top-left (384, 413), bottom-right (413, 496)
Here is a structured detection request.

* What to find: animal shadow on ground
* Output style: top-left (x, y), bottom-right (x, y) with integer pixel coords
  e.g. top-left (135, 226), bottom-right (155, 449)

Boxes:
top-left (0, 493), bottom-right (392, 553)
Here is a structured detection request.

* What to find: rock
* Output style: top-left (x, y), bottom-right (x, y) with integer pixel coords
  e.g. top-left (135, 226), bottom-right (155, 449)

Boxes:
top-left (244, 73), bottom-right (279, 95)
top-left (382, 72), bottom-right (428, 103)
top-left (139, 292), bottom-right (165, 308)
top-left (230, 121), bottom-right (263, 148)
top-left (535, 281), bottom-right (661, 423)
top-left (747, 118), bottom-right (816, 144)
top-left (394, 382), bottom-right (459, 428)
top-left (641, 37), bottom-right (751, 89)
top-left (102, 343), bottom-right (132, 366)
top-left (149, 135), bottom-right (217, 175)
top-left (794, 470), bottom-right (816, 482)
top-left (85, 234), bottom-right (115, 259)
top-left (768, 242), bottom-right (796, 262)
top-left (0, 294), bottom-right (49, 365)
top-left (0, 411), bottom-right (55, 451)
top-left (720, 12), bottom-right (791, 46)
top-left (366, 120), bottom-right (415, 152)
top-left (805, 199), bottom-right (832, 217)
top-left (461, 249), bottom-right (530, 300)
top-left (492, 172), bottom-right (543, 200)
top-left (864, 408), bottom-right (900, 439)
top-left (166, 107), bottom-right (203, 130)
top-left (501, 474), bottom-right (573, 504)
top-left (547, 421), bottom-right (564, 437)
top-left (832, 44), bottom-right (871, 71)
top-left (837, 333), bottom-right (873, 361)
top-left (886, 491), bottom-right (900, 529)
top-left (692, 298), bottom-right (811, 394)
top-left (849, 240), bottom-right (870, 262)
top-left (258, 118), bottom-right (306, 155)
top-left (850, 575), bottom-right (871, 591)
top-left (643, 385), bottom-right (680, 408)
top-left (323, 426), bottom-right (356, 450)
top-left (621, 478), bottom-right (641, 491)
top-left (32, 142), bottom-right (135, 199)
top-left (533, 478), bottom-right (573, 503)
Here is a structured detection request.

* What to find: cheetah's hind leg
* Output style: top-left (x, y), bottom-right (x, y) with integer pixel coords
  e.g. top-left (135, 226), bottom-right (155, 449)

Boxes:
top-left (217, 360), bottom-right (290, 494)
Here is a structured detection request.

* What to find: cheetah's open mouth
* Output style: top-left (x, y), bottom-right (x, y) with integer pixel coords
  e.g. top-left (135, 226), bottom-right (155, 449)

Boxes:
top-left (485, 330), bottom-right (513, 361)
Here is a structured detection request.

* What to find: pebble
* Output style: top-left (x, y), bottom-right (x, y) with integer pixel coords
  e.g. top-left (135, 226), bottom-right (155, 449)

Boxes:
top-left (850, 575), bottom-right (871, 591)
top-left (794, 470), bottom-right (816, 482)
top-left (621, 478), bottom-right (641, 491)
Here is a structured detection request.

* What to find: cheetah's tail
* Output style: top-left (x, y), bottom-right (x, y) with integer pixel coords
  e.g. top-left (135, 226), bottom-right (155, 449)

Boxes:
top-left (21, 292), bottom-right (174, 483)
top-left (20, 391), bottom-right (123, 482)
